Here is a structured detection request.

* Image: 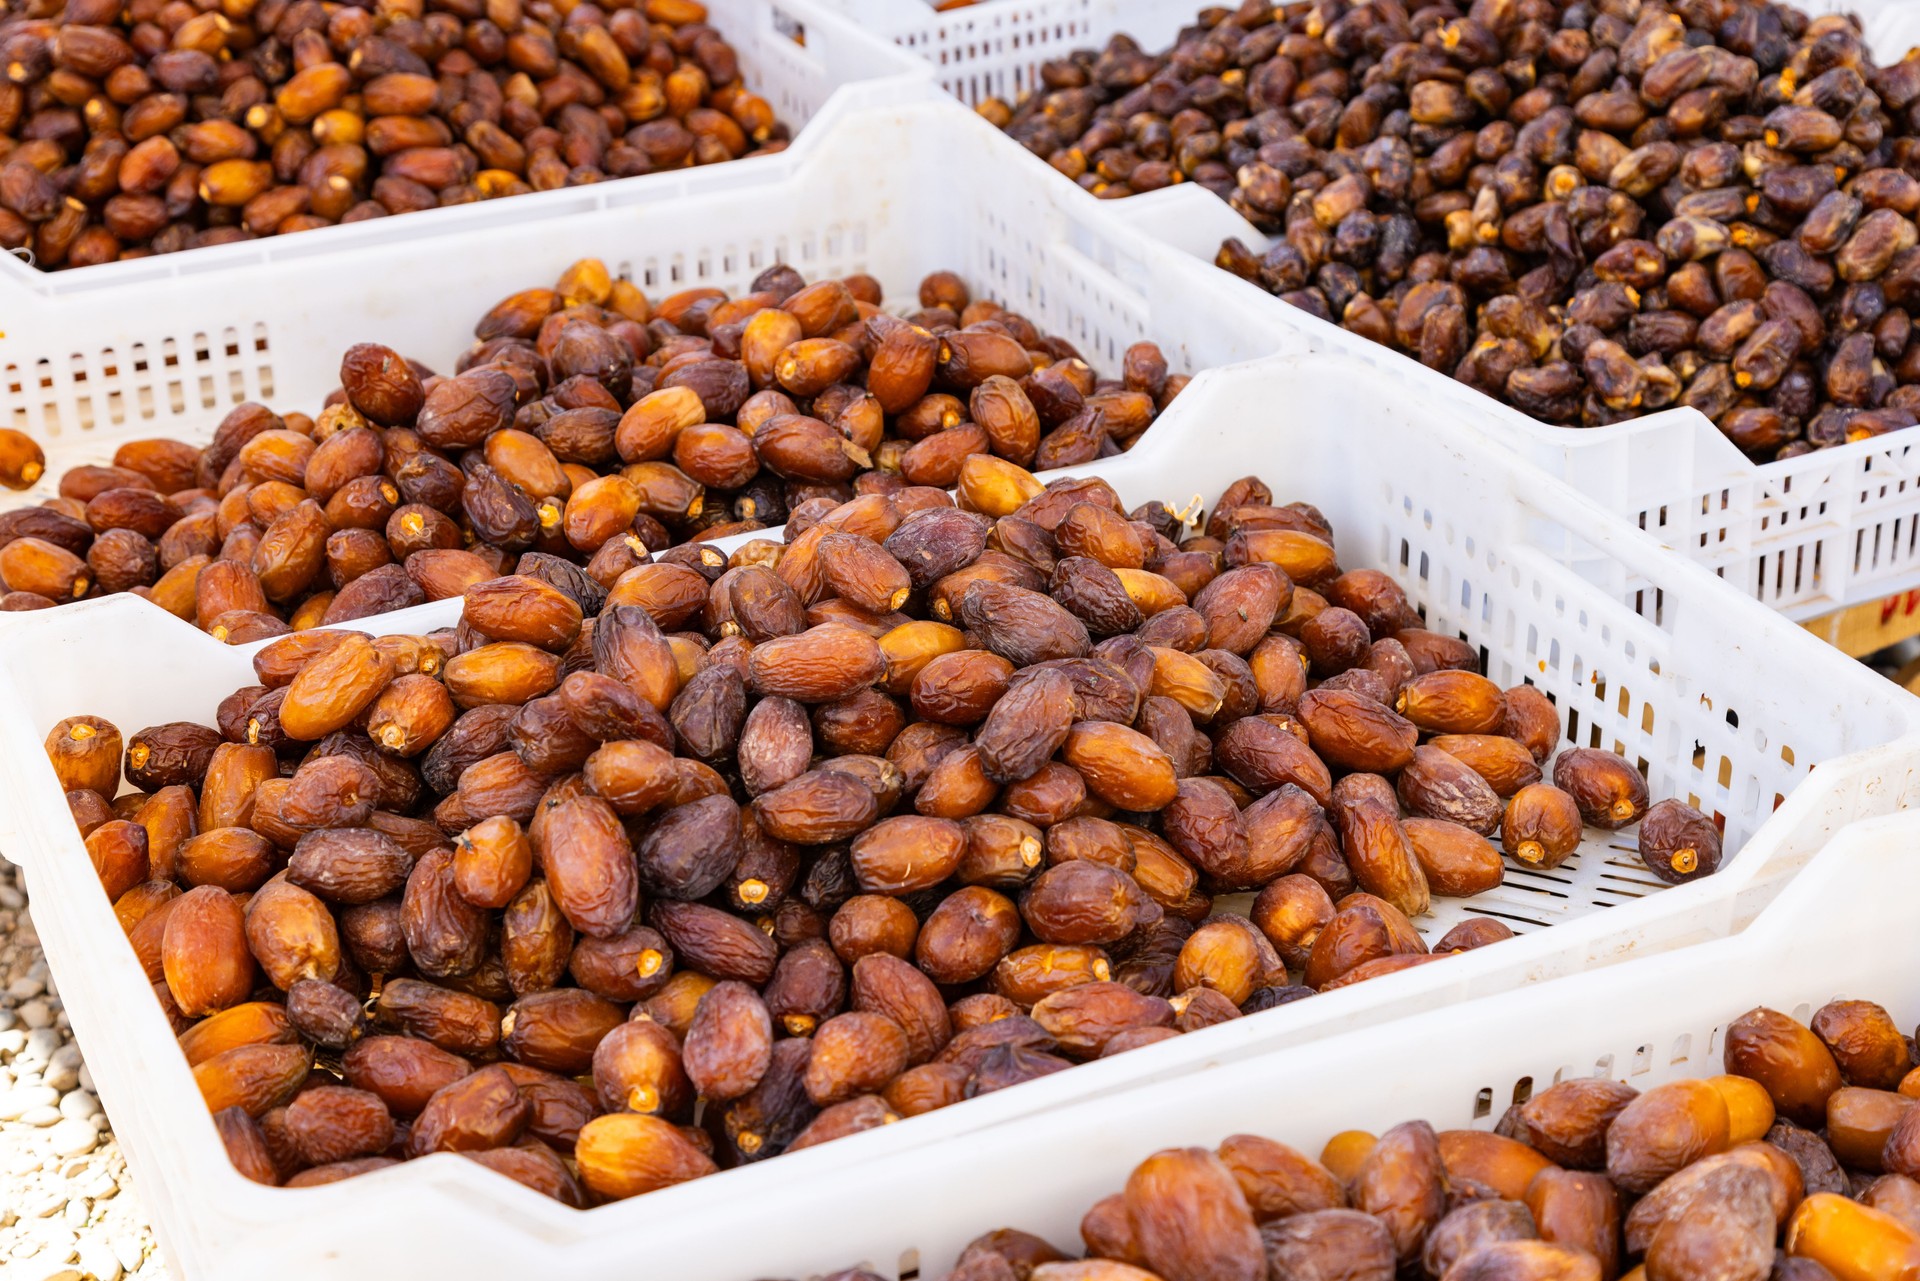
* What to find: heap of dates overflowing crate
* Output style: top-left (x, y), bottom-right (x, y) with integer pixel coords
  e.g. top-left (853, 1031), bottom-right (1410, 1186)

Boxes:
top-left (0, 263), bottom-right (1180, 624)
top-left (47, 435), bottom-right (1720, 1204)
top-left (989, 0), bottom-right (1920, 459)
top-left (0, 0), bottom-right (788, 268)
top-left (806, 999), bottom-right (1920, 1280)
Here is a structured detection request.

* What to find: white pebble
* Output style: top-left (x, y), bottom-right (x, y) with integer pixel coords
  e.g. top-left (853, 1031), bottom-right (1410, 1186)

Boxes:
top-left (76, 1242), bottom-right (124, 1281)
top-left (77, 1172), bottom-right (117, 1202)
top-left (6, 974), bottom-right (45, 1000)
top-left (25, 1191), bottom-right (67, 1220)
top-left (33, 1225), bottom-right (78, 1259)
top-left (108, 1238), bottom-right (144, 1274)
top-left (16, 1265), bottom-right (84, 1281)
top-left (43, 1045), bottom-right (81, 1091)
top-left (0, 1084), bottom-right (58, 1120)
top-left (74, 1067), bottom-right (92, 1095)
top-left (22, 1027), bottom-right (61, 1064)
top-left (19, 1105), bottom-right (63, 1127)
top-left (58, 1092), bottom-right (99, 1122)
top-left (0, 1028), bottom-right (27, 1058)
top-left (18, 998), bottom-right (53, 1030)
top-left (62, 1198), bottom-right (89, 1228)
top-left (48, 1119), bottom-right (99, 1158)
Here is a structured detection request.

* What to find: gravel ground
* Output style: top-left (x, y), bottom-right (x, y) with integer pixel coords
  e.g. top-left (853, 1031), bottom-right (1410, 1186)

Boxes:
top-left (0, 857), bottom-right (166, 1281)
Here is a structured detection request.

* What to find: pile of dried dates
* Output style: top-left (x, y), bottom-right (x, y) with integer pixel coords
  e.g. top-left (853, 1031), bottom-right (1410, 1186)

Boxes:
top-left (0, 0), bottom-right (788, 268)
top-left (0, 263), bottom-right (1177, 627)
top-left (49, 462), bottom-right (1717, 1203)
top-left (805, 1000), bottom-right (1920, 1280)
top-left (990, 0), bottom-right (1920, 456)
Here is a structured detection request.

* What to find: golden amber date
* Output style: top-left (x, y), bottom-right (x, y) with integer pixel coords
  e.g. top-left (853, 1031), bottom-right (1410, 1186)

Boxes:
top-left (1061, 721), bottom-right (1178, 811)
top-left (3, 538), bottom-right (91, 600)
top-left (850, 815), bottom-right (966, 894)
top-left (177, 1001), bottom-right (293, 1068)
top-left (1123, 1147), bottom-right (1265, 1281)
top-left (408, 1065), bottom-right (530, 1156)
top-left (1395, 670), bottom-right (1506, 734)
top-left (1605, 1078), bottom-right (1732, 1193)
top-left (194, 1042), bottom-right (311, 1117)
top-left (592, 1019), bottom-right (691, 1118)
top-left (1403, 818), bottom-right (1504, 897)
top-left (1725, 1007), bottom-right (1844, 1129)
top-left (462, 574), bottom-right (584, 650)
top-left (536, 793), bottom-right (639, 941)
top-left (1503, 783), bottom-right (1585, 871)
top-left (1786, 1192), bottom-right (1920, 1281)
top-left (683, 980), bottom-right (774, 1104)
top-left (164, 885), bottom-right (255, 1016)
top-left (245, 879), bottom-right (341, 990)
top-left (1813, 1000), bottom-right (1912, 1092)
top-left (804, 1011), bottom-right (909, 1107)
top-left (451, 815), bottom-right (532, 910)
top-left (1353, 1120), bottom-right (1448, 1266)
top-left (1638, 798), bottom-right (1724, 884)
top-left (1422, 1201), bottom-right (1536, 1279)
top-left (851, 953), bottom-right (950, 1064)
top-left (87, 819), bottom-right (150, 902)
top-left (444, 641), bottom-right (563, 708)
top-left (1263, 1209), bottom-right (1396, 1280)
top-left (1552, 748), bottom-right (1650, 830)
top-left (1336, 798), bottom-right (1430, 920)
top-left (748, 623), bottom-right (886, 703)
top-left (279, 632), bottom-right (395, 741)
top-left (1515, 1078), bottom-right (1639, 1170)
top-left (1297, 688), bottom-right (1417, 774)
top-left (1827, 1086), bottom-right (1912, 1170)
top-left (1429, 735), bottom-right (1543, 796)
top-left (46, 715), bottom-right (122, 795)
top-left (1250, 875), bottom-right (1335, 971)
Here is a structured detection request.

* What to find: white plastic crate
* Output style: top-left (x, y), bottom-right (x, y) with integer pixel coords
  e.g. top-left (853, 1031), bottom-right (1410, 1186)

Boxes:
top-left (812, 0), bottom-right (1190, 107)
top-left (1, 351), bottom-right (1916, 1281)
top-left (816, 0), bottom-right (1920, 620)
top-left (820, 0), bottom-right (1920, 108)
top-left (0, 93), bottom-right (1279, 505)
top-left (1111, 183), bottom-right (1920, 625)
top-left (713, 808), bottom-right (1920, 1281)
top-left (0, 0), bottom-right (927, 450)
